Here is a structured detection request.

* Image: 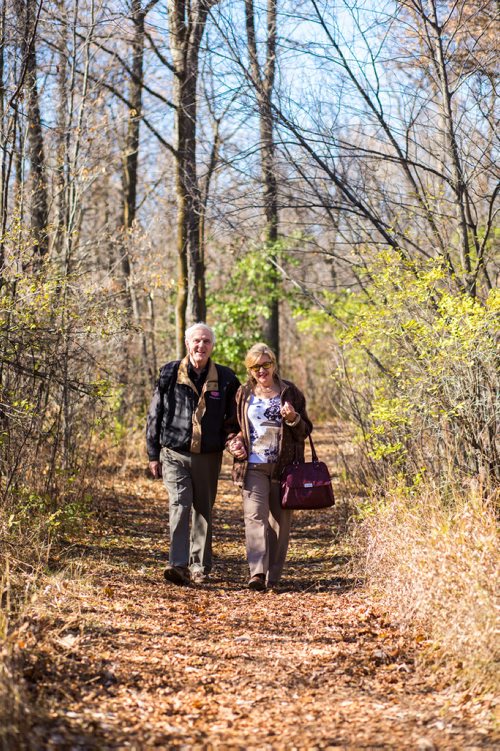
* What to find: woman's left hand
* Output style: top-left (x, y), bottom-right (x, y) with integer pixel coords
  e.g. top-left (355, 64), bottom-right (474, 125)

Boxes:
top-left (281, 401), bottom-right (297, 423)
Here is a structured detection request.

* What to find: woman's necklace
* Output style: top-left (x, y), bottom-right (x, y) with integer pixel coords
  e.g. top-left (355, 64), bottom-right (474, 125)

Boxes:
top-left (256, 384), bottom-right (278, 398)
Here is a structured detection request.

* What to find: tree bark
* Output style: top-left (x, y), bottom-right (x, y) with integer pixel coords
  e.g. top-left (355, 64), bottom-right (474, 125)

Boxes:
top-left (18, 0), bottom-right (49, 260)
top-left (122, 0), bottom-right (148, 237)
top-left (428, 0), bottom-right (475, 292)
top-left (245, 0), bottom-right (280, 359)
top-left (53, 0), bottom-right (68, 259)
top-left (0, 0), bottom-right (6, 279)
top-left (121, 0), bottom-right (159, 392)
top-left (168, 0), bottom-right (215, 356)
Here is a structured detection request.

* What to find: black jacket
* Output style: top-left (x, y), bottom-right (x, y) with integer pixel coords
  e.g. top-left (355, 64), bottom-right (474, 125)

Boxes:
top-left (146, 357), bottom-right (240, 460)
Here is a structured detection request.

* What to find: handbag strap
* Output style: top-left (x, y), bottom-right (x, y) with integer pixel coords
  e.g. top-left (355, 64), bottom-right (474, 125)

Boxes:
top-left (307, 434), bottom-right (319, 462)
top-left (293, 433), bottom-right (319, 463)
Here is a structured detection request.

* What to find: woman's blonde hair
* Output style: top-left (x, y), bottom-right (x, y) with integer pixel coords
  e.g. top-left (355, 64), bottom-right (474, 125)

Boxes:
top-left (244, 343), bottom-right (278, 381)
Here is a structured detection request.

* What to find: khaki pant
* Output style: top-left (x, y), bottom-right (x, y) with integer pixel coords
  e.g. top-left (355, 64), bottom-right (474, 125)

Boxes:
top-left (242, 462), bottom-right (292, 585)
top-left (161, 447), bottom-right (222, 574)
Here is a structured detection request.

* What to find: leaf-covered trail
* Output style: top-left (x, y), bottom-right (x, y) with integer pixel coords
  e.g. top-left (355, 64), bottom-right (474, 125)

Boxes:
top-left (25, 427), bottom-right (495, 749)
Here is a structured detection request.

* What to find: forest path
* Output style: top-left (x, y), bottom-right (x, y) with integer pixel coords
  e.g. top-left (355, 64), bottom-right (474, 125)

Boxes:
top-left (25, 426), bottom-right (495, 750)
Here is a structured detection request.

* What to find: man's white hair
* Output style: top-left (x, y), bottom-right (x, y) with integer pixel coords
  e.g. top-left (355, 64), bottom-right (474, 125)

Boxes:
top-left (184, 322), bottom-right (216, 345)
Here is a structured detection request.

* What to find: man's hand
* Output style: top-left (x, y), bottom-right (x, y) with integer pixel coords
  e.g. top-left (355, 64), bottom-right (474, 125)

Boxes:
top-left (149, 460), bottom-right (162, 479)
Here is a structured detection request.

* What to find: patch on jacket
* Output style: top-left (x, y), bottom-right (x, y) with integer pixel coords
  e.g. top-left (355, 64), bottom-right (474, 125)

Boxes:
top-left (209, 391), bottom-right (220, 398)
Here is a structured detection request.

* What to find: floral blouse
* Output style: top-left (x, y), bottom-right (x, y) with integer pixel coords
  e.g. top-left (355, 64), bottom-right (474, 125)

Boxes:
top-left (247, 394), bottom-right (282, 463)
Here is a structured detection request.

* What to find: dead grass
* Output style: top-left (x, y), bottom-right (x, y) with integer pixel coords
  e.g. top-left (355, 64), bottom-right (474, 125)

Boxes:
top-left (0, 516), bottom-right (49, 750)
top-left (0, 492), bottom-right (91, 749)
top-left (360, 482), bottom-right (499, 694)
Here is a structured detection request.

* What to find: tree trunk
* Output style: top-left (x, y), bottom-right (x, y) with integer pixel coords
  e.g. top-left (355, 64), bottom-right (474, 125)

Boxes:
top-left (168, 0), bottom-right (214, 357)
top-left (18, 0), bottom-right (49, 260)
top-left (53, 0), bottom-right (68, 259)
top-left (245, 0), bottom-right (280, 359)
top-left (429, 0), bottom-right (475, 293)
top-left (260, 99), bottom-right (280, 358)
top-left (120, 0), bottom-right (159, 394)
top-left (0, 0), bottom-right (6, 280)
top-left (122, 0), bottom-right (146, 237)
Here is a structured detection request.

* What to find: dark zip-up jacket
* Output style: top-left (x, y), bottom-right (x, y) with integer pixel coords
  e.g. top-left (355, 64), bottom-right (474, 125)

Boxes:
top-left (227, 378), bottom-right (313, 487)
top-left (146, 356), bottom-right (240, 460)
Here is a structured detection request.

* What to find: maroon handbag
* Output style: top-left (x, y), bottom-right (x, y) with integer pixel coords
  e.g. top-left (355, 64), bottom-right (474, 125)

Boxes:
top-left (280, 435), bottom-right (335, 510)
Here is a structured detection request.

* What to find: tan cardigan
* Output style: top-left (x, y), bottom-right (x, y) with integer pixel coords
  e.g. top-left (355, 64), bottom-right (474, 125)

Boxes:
top-left (227, 377), bottom-right (313, 487)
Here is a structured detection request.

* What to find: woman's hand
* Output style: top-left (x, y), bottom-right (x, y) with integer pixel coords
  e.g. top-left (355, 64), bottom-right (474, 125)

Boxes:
top-left (281, 401), bottom-right (297, 423)
top-left (230, 437), bottom-right (247, 460)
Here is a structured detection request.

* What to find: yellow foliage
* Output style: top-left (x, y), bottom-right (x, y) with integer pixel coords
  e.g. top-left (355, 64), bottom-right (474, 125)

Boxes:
top-left (334, 254), bottom-right (499, 483)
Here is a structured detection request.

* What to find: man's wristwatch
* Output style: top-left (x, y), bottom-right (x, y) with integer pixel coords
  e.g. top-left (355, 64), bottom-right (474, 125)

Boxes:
top-left (285, 414), bottom-right (300, 427)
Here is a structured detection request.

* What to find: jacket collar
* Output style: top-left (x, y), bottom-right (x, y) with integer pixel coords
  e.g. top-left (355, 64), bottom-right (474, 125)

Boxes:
top-left (177, 356), bottom-right (218, 395)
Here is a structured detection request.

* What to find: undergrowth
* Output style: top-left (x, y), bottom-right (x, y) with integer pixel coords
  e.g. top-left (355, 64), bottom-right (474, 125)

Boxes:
top-left (360, 481), bottom-right (499, 694)
top-left (0, 510), bottom-right (51, 750)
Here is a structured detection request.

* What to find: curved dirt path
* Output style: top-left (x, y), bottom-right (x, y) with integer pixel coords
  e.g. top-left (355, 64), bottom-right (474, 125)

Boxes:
top-left (23, 427), bottom-right (496, 749)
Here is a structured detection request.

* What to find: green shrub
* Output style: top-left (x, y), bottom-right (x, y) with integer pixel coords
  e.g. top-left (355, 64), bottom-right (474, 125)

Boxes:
top-left (333, 253), bottom-right (499, 487)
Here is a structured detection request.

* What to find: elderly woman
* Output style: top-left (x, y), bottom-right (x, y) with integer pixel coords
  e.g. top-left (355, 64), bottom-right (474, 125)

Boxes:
top-left (227, 343), bottom-right (313, 591)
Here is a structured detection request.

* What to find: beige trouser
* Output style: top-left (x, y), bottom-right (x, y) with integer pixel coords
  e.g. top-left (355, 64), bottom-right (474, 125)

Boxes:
top-left (242, 462), bottom-right (293, 585)
top-left (161, 447), bottom-right (222, 574)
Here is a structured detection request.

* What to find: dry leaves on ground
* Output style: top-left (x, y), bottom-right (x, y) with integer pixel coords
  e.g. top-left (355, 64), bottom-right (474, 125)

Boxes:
top-left (14, 426), bottom-right (498, 749)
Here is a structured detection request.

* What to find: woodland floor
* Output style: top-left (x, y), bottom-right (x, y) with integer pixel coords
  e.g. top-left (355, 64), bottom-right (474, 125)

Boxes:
top-left (19, 425), bottom-right (498, 750)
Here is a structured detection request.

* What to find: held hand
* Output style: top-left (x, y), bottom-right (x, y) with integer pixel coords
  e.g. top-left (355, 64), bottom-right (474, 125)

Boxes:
top-left (149, 460), bottom-right (162, 479)
top-left (281, 401), bottom-right (297, 423)
top-left (230, 437), bottom-right (247, 460)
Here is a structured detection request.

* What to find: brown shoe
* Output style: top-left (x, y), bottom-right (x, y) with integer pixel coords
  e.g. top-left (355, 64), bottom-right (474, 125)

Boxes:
top-left (163, 565), bottom-right (190, 586)
top-left (248, 574), bottom-right (266, 592)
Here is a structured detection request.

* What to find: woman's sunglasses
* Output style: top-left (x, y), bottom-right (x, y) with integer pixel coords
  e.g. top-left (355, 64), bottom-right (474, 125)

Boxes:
top-left (249, 361), bottom-right (273, 373)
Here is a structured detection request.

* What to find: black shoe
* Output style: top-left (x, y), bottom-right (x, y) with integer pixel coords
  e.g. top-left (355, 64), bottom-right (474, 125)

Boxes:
top-left (248, 574), bottom-right (266, 592)
top-left (163, 565), bottom-right (190, 586)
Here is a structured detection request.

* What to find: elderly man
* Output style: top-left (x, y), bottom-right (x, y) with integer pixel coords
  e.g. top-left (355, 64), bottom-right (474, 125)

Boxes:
top-left (146, 323), bottom-right (240, 585)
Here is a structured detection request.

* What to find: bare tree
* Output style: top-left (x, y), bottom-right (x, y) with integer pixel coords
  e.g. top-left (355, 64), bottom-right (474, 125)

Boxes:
top-left (396, 0), bottom-right (499, 294)
top-left (245, 0), bottom-right (280, 356)
top-left (167, 0), bottom-right (220, 355)
top-left (14, 0), bottom-right (49, 261)
top-left (268, 0), bottom-right (498, 296)
top-left (120, 0), bottom-right (159, 389)
top-left (0, 0), bottom-right (10, 279)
